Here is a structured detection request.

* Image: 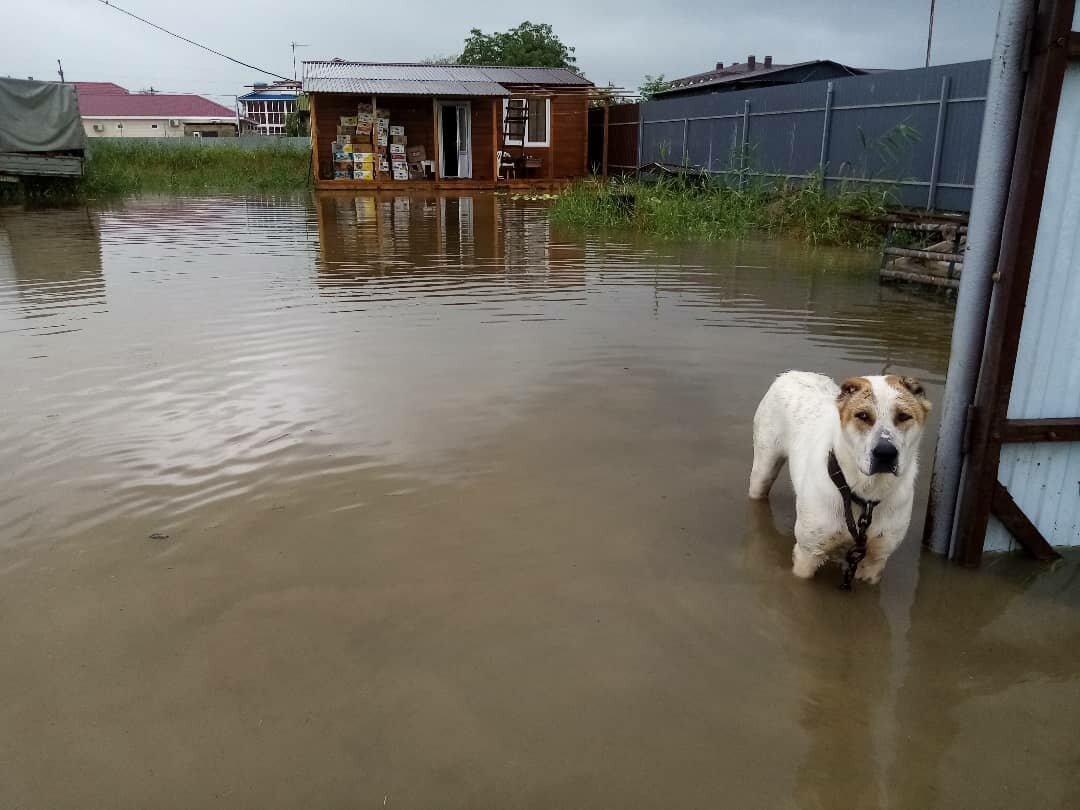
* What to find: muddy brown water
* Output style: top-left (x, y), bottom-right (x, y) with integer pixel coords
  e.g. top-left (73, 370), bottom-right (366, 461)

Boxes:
top-left (1, 194), bottom-right (1078, 809)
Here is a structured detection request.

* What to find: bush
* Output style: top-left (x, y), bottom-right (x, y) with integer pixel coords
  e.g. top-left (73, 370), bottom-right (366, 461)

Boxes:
top-left (549, 174), bottom-right (891, 248)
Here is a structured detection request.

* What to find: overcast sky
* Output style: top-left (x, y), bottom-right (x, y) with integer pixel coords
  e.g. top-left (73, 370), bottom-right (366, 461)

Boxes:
top-left (4, 0), bottom-right (998, 104)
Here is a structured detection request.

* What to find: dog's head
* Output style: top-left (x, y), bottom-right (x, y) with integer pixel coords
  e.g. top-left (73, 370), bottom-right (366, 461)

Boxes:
top-left (836, 375), bottom-right (931, 477)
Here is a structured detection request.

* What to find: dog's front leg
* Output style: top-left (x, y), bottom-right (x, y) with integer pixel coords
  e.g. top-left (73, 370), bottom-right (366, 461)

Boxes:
top-left (792, 519), bottom-right (830, 579)
top-left (854, 533), bottom-right (899, 584)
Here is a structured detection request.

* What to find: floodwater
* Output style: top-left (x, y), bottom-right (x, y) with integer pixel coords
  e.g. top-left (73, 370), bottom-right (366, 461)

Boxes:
top-left (1, 193), bottom-right (1077, 809)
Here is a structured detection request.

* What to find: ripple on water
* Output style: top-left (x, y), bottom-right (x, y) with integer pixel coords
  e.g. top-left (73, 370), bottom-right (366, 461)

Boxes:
top-left (0, 194), bottom-right (954, 547)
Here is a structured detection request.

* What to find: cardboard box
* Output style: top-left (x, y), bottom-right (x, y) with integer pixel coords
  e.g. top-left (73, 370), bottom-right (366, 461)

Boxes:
top-left (389, 125), bottom-right (405, 136)
top-left (389, 143), bottom-right (405, 155)
top-left (375, 108), bottom-right (390, 119)
top-left (353, 153), bottom-right (375, 163)
top-left (357, 102), bottom-right (373, 114)
top-left (355, 151), bottom-right (379, 160)
top-left (333, 151), bottom-right (350, 162)
top-left (340, 116), bottom-right (358, 127)
top-left (405, 145), bottom-right (426, 163)
top-left (349, 134), bottom-right (371, 145)
top-left (377, 136), bottom-right (388, 147)
top-left (390, 134), bottom-right (407, 145)
top-left (334, 169), bottom-right (351, 180)
top-left (353, 170), bottom-right (374, 181)
top-left (357, 112), bottom-right (374, 123)
top-left (342, 144), bottom-right (354, 154)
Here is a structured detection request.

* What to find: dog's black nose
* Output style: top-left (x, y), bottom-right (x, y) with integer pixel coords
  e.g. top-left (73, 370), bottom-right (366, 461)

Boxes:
top-left (870, 440), bottom-right (899, 473)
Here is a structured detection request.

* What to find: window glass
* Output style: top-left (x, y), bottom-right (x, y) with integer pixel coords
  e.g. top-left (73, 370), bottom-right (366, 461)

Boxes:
top-left (527, 99), bottom-right (548, 143)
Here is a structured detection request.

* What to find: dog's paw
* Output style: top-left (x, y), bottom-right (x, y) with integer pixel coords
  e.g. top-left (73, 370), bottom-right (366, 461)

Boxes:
top-left (791, 545), bottom-right (824, 579)
top-left (855, 565), bottom-right (883, 585)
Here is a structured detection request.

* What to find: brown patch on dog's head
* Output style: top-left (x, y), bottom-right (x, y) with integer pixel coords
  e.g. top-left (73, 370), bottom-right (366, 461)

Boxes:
top-left (836, 376), bottom-right (877, 432)
top-left (886, 375), bottom-right (932, 427)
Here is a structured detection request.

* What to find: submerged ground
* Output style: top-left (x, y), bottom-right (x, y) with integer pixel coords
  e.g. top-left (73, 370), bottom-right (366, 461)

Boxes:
top-left (1, 193), bottom-right (1077, 808)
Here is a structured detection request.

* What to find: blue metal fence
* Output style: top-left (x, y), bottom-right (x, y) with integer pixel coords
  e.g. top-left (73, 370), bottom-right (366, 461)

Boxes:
top-left (639, 61), bottom-right (990, 212)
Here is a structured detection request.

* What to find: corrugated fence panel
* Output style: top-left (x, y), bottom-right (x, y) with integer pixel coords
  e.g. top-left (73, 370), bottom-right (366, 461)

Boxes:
top-left (752, 111), bottom-right (825, 177)
top-left (987, 60), bottom-right (1080, 552)
top-left (639, 60), bottom-right (989, 212)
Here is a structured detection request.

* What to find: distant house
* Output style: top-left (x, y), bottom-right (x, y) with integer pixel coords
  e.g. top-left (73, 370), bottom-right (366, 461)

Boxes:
top-left (302, 60), bottom-right (595, 189)
top-left (75, 83), bottom-right (243, 138)
top-left (656, 55), bottom-right (866, 99)
top-left (238, 80), bottom-right (301, 136)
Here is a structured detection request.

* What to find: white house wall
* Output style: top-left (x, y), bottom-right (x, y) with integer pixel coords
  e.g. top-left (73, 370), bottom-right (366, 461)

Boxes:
top-left (83, 119), bottom-right (186, 138)
top-left (987, 45), bottom-right (1080, 551)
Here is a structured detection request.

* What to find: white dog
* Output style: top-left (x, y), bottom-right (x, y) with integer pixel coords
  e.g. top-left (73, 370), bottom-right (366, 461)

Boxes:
top-left (749, 371), bottom-right (931, 584)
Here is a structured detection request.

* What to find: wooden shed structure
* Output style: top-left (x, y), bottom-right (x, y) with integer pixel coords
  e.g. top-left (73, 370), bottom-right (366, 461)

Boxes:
top-left (303, 61), bottom-right (594, 190)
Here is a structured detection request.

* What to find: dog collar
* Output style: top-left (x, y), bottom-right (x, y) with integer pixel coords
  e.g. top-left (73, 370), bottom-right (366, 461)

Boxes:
top-left (827, 451), bottom-right (880, 591)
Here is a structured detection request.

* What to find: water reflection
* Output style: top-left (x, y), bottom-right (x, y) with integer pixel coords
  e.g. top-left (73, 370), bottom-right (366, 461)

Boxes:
top-left (2, 193), bottom-right (1073, 810)
top-left (0, 207), bottom-right (105, 328)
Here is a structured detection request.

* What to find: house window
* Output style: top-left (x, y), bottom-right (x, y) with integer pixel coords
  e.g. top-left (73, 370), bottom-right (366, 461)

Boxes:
top-left (503, 98), bottom-right (550, 147)
top-left (151, 124), bottom-right (158, 129)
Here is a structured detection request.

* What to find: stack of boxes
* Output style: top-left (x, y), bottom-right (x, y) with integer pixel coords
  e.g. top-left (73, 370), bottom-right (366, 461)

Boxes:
top-left (329, 101), bottom-right (425, 182)
top-left (329, 102), bottom-right (379, 181)
top-left (389, 125), bottom-right (408, 180)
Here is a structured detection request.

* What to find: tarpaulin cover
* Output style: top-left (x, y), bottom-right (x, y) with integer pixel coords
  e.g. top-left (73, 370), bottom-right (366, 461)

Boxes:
top-left (0, 78), bottom-right (86, 153)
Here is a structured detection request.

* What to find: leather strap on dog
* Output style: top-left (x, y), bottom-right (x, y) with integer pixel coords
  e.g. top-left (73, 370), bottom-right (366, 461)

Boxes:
top-left (827, 451), bottom-right (879, 591)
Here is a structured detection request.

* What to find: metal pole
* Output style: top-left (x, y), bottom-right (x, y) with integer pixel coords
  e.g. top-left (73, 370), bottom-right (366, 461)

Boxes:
top-left (819, 82), bottom-right (835, 174)
top-left (636, 104), bottom-right (644, 175)
top-left (926, 0), bottom-right (937, 67)
top-left (681, 118), bottom-right (689, 165)
top-left (926, 75), bottom-right (951, 210)
top-left (740, 99), bottom-right (750, 187)
top-left (924, 0), bottom-right (1032, 556)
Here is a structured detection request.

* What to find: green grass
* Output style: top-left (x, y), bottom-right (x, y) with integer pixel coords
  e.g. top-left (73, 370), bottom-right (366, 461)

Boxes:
top-left (2, 141), bottom-right (311, 202)
top-left (549, 175), bottom-right (893, 248)
top-left (81, 141), bottom-right (311, 196)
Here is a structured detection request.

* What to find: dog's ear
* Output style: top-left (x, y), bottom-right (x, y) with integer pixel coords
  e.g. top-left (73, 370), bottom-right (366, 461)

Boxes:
top-left (837, 377), bottom-right (866, 401)
top-left (898, 376), bottom-right (932, 412)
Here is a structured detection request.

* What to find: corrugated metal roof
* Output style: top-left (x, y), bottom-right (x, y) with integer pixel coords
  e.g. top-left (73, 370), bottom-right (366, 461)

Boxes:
top-left (302, 61), bottom-right (591, 96)
top-left (987, 61), bottom-right (1080, 552)
top-left (303, 77), bottom-right (509, 97)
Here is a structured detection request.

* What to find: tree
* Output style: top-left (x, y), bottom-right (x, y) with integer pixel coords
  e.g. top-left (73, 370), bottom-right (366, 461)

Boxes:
top-left (285, 109), bottom-right (309, 137)
top-left (638, 74), bottom-right (671, 101)
top-left (458, 21), bottom-right (577, 70)
top-left (421, 54), bottom-right (459, 65)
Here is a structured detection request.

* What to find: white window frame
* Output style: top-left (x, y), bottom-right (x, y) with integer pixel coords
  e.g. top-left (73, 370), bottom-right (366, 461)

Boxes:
top-left (502, 97), bottom-right (550, 147)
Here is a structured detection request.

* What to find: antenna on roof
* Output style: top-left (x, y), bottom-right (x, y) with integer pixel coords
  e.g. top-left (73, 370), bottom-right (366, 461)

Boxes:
top-left (291, 42), bottom-right (310, 81)
top-left (56, 59), bottom-right (65, 83)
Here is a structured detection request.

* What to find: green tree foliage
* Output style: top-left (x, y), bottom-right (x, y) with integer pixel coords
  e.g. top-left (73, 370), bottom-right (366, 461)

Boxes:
top-left (638, 74), bottom-right (671, 101)
top-left (457, 21), bottom-right (577, 69)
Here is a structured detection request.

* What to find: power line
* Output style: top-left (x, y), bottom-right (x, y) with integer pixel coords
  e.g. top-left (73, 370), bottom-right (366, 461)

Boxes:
top-left (94, 0), bottom-right (290, 81)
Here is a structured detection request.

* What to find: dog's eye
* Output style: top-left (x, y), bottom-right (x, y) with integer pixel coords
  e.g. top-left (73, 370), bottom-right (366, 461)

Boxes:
top-left (896, 412), bottom-right (913, 424)
top-left (855, 411), bottom-right (872, 422)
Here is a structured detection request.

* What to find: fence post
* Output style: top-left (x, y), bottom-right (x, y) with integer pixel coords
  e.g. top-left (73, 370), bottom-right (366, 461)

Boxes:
top-left (740, 99), bottom-right (751, 187)
top-left (636, 104), bottom-right (645, 177)
top-left (926, 75), bottom-right (952, 210)
top-left (681, 118), bottom-right (689, 166)
top-left (819, 81), bottom-right (835, 176)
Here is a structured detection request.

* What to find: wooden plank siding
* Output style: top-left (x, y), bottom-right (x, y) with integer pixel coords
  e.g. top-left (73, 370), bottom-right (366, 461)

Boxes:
top-left (310, 89), bottom-right (590, 190)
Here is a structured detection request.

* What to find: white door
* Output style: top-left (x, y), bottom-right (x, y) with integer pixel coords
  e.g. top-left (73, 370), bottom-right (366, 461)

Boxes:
top-left (438, 102), bottom-right (472, 179)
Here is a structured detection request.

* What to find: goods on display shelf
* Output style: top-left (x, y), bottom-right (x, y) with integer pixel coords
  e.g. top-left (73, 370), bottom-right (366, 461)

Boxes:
top-left (389, 125), bottom-right (405, 136)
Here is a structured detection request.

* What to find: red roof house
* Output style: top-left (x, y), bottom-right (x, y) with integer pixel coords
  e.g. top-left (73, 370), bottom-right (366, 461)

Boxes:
top-left (75, 82), bottom-right (240, 137)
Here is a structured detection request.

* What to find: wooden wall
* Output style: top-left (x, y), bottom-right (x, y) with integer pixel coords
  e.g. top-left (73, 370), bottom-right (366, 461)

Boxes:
top-left (551, 93), bottom-right (588, 178)
top-left (310, 89), bottom-right (590, 184)
top-left (470, 98), bottom-right (497, 182)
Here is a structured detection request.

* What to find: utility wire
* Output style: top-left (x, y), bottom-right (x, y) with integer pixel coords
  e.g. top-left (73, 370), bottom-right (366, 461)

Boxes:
top-left (95, 0), bottom-right (291, 81)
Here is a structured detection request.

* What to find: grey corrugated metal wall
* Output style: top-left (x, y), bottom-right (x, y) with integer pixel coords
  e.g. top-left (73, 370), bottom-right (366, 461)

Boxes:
top-left (986, 57), bottom-right (1080, 551)
top-left (639, 61), bottom-right (990, 212)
